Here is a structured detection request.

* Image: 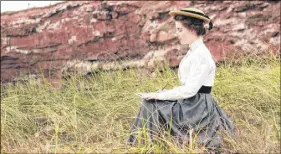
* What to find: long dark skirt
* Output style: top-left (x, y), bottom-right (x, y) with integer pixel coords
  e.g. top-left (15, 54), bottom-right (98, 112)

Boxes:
top-left (127, 93), bottom-right (234, 148)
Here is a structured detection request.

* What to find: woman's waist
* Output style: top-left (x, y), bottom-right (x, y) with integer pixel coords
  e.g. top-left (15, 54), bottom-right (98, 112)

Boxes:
top-left (198, 86), bottom-right (212, 94)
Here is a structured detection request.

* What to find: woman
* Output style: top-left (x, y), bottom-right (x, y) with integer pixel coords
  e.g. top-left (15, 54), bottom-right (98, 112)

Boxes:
top-left (128, 8), bottom-right (234, 149)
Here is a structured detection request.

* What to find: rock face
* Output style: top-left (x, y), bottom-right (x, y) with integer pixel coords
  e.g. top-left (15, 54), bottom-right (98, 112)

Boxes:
top-left (1, 1), bottom-right (280, 86)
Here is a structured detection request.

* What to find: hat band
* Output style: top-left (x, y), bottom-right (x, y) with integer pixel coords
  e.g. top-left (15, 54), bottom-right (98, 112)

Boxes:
top-left (180, 9), bottom-right (213, 30)
top-left (180, 9), bottom-right (210, 19)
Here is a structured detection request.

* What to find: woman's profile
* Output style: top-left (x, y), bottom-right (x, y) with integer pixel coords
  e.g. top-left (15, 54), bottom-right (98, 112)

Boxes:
top-left (128, 8), bottom-right (235, 149)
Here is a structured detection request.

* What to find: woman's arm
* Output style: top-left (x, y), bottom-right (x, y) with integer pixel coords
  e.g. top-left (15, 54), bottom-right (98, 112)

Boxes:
top-left (155, 55), bottom-right (210, 100)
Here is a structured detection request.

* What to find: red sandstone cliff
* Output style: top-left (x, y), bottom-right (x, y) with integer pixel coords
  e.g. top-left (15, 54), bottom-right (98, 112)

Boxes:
top-left (1, 1), bottom-right (280, 85)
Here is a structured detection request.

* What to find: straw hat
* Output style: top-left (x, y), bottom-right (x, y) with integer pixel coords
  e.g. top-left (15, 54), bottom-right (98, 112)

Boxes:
top-left (169, 8), bottom-right (213, 30)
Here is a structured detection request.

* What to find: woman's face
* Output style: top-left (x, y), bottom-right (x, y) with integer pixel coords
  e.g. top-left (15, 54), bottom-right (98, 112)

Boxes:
top-left (175, 21), bottom-right (197, 45)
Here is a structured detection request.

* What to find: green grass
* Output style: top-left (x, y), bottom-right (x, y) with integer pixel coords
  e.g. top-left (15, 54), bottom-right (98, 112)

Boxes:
top-left (1, 54), bottom-right (280, 153)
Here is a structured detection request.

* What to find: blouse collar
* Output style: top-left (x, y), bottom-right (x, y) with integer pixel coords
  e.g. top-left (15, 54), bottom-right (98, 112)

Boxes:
top-left (185, 38), bottom-right (204, 57)
top-left (190, 38), bottom-right (203, 51)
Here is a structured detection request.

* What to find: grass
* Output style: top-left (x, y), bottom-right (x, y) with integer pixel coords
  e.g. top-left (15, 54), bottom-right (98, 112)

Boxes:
top-left (1, 52), bottom-right (280, 153)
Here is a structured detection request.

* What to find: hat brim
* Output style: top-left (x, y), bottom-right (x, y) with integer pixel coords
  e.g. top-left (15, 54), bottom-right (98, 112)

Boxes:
top-left (169, 11), bottom-right (210, 23)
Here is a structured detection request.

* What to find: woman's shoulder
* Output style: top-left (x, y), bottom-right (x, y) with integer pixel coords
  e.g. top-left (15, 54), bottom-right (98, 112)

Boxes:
top-left (189, 44), bottom-right (214, 65)
top-left (198, 43), bottom-right (210, 53)
top-left (191, 44), bottom-right (209, 58)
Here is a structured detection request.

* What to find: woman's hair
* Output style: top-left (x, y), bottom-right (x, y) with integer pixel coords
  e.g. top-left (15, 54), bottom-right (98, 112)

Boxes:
top-left (174, 15), bottom-right (206, 36)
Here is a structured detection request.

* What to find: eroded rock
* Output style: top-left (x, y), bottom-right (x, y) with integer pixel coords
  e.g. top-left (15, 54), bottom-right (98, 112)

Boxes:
top-left (1, 1), bottom-right (280, 85)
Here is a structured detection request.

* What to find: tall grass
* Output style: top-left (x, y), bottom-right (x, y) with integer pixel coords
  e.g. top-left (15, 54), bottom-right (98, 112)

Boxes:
top-left (1, 53), bottom-right (280, 153)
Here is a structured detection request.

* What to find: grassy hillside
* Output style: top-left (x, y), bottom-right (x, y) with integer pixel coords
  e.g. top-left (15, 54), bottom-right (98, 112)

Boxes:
top-left (1, 55), bottom-right (280, 153)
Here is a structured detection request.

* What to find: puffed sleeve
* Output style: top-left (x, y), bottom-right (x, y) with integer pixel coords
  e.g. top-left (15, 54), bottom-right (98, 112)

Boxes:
top-left (156, 55), bottom-right (210, 100)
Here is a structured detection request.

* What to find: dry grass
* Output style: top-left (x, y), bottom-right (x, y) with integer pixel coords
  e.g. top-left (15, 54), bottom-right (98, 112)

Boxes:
top-left (1, 52), bottom-right (280, 153)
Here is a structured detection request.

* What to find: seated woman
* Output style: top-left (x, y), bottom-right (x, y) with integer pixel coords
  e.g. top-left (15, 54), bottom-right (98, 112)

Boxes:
top-left (128, 8), bottom-right (235, 149)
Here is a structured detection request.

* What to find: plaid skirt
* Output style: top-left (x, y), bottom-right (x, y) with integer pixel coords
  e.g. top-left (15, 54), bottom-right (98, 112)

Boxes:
top-left (127, 93), bottom-right (234, 148)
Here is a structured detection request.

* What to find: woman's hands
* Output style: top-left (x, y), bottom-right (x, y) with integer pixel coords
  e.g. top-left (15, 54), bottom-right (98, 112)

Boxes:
top-left (136, 89), bottom-right (168, 100)
top-left (136, 92), bottom-right (158, 100)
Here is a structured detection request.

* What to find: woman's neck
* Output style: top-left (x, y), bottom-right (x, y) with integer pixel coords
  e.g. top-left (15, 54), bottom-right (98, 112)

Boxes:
top-left (189, 36), bottom-right (203, 46)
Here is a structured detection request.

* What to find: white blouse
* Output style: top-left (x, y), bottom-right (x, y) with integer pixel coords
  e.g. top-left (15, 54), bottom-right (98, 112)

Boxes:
top-left (156, 38), bottom-right (216, 100)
